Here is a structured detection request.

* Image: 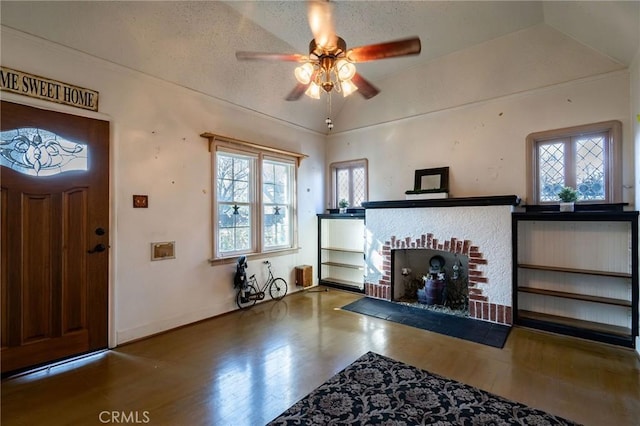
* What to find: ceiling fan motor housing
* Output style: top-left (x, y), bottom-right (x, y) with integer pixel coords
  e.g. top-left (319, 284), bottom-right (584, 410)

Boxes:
top-left (309, 37), bottom-right (347, 57)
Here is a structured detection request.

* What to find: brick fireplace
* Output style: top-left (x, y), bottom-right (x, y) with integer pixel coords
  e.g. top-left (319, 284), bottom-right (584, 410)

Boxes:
top-left (362, 196), bottom-right (520, 325)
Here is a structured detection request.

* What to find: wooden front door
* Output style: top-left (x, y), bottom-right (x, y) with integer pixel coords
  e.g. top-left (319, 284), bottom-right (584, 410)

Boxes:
top-left (1, 101), bottom-right (110, 374)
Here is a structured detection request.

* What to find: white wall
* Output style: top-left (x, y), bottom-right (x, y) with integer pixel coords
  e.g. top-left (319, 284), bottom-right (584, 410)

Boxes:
top-left (326, 26), bottom-right (633, 207)
top-left (1, 28), bottom-right (326, 345)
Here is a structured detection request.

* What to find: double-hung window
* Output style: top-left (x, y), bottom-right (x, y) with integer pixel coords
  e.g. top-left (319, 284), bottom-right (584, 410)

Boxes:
top-left (526, 121), bottom-right (622, 205)
top-left (214, 141), bottom-right (297, 260)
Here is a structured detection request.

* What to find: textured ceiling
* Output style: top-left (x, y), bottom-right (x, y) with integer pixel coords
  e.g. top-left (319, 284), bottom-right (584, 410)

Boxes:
top-left (1, 1), bottom-right (638, 134)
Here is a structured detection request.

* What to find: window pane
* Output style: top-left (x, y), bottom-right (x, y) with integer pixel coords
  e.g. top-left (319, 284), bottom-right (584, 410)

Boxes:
top-left (336, 169), bottom-right (349, 203)
top-left (0, 128), bottom-right (88, 176)
top-left (216, 152), bottom-right (252, 203)
top-left (216, 152), bottom-right (253, 255)
top-left (218, 204), bottom-right (251, 253)
top-left (216, 156), bottom-right (233, 180)
top-left (263, 159), bottom-right (292, 249)
top-left (217, 179), bottom-right (234, 202)
top-left (263, 205), bottom-right (290, 248)
top-left (233, 181), bottom-right (249, 203)
top-left (263, 161), bottom-right (291, 204)
top-left (538, 142), bottom-right (565, 202)
top-left (352, 167), bottom-right (366, 207)
top-left (234, 159), bottom-right (250, 181)
top-left (575, 135), bottom-right (605, 201)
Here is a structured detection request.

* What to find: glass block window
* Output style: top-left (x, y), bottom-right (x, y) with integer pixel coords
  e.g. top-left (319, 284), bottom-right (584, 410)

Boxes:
top-left (331, 159), bottom-right (368, 208)
top-left (0, 127), bottom-right (88, 176)
top-left (527, 121), bottom-right (621, 205)
top-left (213, 143), bottom-right (298, 260)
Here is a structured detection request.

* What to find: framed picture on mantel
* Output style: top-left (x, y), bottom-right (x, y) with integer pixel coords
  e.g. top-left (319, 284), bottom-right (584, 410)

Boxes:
top-left (405, 167), bottom-right (449, 199)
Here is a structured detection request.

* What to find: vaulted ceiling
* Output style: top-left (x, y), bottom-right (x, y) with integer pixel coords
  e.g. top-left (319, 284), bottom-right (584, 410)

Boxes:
top-left (1, 1), bottom-right (638, 134)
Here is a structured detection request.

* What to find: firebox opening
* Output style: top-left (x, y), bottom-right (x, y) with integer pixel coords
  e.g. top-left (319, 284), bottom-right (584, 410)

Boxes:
top-left (392, 249), bottom-right (469, 316)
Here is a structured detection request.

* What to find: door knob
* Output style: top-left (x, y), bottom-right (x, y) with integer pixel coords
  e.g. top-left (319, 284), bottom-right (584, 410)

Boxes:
top-left (88, 243), bottom-right (106, 254)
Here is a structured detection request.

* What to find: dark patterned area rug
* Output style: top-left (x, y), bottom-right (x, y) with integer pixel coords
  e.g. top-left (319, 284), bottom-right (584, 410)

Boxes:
top-left (268, 352), bottom-right (580, 425)
top-left (342, 297), bottom-right (511, 348)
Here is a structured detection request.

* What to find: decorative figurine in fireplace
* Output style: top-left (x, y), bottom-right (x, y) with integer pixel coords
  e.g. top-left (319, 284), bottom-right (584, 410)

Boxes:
top-left (445, 257), bottom-right (468, 310)
top-left (419, 255), bottom-right (446, 305)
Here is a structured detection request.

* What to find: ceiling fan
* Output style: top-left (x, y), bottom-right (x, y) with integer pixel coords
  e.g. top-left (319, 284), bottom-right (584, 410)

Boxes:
top-left (235, 0), bottom-right (421, 102)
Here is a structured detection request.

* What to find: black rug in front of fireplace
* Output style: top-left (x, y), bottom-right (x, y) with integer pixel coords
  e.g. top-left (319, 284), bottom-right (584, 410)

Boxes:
top-left (342, 297), bottom-right (511, 348)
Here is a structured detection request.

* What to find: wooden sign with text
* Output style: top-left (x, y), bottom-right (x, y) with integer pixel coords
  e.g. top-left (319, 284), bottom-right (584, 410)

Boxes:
top-left (0, 66), bottom-right (99, 111)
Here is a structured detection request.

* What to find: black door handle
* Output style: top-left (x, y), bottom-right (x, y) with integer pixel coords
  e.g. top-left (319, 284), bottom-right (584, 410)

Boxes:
top-left (88, 243), bottom-right (106, 254)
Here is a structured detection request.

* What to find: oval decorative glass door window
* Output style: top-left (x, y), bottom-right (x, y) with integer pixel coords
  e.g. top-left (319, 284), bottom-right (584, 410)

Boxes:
top-left (0, 127), bottom-right (88, 176)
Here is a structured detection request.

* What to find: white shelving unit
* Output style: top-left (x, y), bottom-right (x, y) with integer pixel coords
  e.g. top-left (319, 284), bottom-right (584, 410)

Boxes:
top-left (317, 212), bottom-right (365, 291)
top-left (512, 211), bottom-right (638, 348)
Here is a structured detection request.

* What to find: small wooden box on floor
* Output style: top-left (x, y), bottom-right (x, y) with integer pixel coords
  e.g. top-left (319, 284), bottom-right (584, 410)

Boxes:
top-left (295, 265), bottom-right (313, 287)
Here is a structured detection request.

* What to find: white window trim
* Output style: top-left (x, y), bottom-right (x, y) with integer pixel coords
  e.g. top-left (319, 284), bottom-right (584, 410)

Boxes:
top-left (526, 120), bottom-right (622, 205)
top-left (209, 137), bottom-right (301, 263)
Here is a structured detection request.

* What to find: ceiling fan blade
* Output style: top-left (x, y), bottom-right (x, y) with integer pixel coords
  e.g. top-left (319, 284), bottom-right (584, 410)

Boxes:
top-left (308, 0), bottom-right (337, 50)
top-left (236, 51), bottom-right (307, 62)
top-left (347, 37), bottom-right (421, 63)
top-left (352, 73), bottom-right (380, 99)
top-left (285, 83), bottom-right (310, 101)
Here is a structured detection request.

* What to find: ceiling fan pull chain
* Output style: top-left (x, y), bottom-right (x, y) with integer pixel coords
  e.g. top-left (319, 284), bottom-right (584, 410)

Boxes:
top-left (325, 92), bottom-right (334, 131)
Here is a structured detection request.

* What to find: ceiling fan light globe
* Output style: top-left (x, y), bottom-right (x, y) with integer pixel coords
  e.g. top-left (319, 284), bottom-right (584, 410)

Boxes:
top-left (294, 63), bottom-right (314, 84)
top-left (305, 82), bottom-right (321, 99)
top-left (340, 79), bottom-right (358, 97)
top-left (335, 59), bottom-right (356, 81)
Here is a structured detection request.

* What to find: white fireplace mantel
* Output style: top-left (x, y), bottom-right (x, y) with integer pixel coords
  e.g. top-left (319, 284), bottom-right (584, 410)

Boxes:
top-left (362, 195), bottom-right (520, 324)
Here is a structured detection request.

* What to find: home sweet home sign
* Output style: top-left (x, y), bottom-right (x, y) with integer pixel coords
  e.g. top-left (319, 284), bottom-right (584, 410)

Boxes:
top-left (0, 66), bottom-right (98, 111)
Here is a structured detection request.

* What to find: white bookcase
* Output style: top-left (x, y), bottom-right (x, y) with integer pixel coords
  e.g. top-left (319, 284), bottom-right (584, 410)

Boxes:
top-left (317, 212), bottom-right (365, 292)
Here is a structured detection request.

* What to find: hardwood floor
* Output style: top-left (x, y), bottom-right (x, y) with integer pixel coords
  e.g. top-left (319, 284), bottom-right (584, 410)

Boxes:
top-left (2, 288), bottom-right (639, 425)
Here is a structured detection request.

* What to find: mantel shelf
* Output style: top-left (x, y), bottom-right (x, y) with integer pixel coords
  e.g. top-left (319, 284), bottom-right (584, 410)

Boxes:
top-left (362, 195), bottom-right (520, 209)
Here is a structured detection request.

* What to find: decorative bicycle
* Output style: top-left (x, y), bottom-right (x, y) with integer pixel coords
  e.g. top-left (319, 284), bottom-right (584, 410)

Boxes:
top-left (236, 259), bottom-right (288, 309)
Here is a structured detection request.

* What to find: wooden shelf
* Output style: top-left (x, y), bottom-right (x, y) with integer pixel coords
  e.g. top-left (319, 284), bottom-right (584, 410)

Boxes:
top-left (321, 277), bottom-right (362, 288)
top-left (518, 287), bottom-right (631, 307)
top-left (518, 310), bottom-right (632, 337)
top-left (321, 247), bottom-right (363, 254)
top-left (517, 263), bottom-right (631, 278)
top-left (321, 261), bottom-right (364, 270)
